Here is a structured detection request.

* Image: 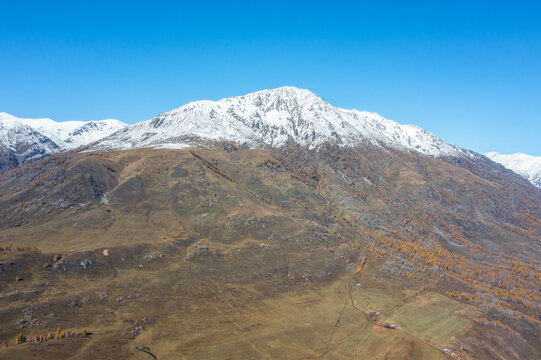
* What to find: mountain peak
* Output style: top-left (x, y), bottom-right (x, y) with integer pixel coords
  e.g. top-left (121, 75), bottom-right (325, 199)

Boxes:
top-left (0, 113), bottom-right (127, 170)
top-left (168, 86), bottom-right (328, 117)
top-left (239, 86), bottom-right (324, 101)
top-left (94, 87), bottom-right (466, 158)
top-left (485, 152), bottom-right (541, 187)
top-left (226, 86), bottom-right (327, 107)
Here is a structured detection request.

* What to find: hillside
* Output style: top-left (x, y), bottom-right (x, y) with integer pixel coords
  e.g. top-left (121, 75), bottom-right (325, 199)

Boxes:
top-left (0, 139), bottom-right (539, 359)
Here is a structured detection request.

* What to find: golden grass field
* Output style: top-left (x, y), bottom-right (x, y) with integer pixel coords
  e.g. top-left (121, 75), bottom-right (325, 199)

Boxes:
top-left (1, 146), bottom-right (539, 359)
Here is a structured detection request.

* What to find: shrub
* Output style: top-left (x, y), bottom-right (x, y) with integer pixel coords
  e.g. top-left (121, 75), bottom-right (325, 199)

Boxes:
top-left (16, 332), bottom-right (26, 344)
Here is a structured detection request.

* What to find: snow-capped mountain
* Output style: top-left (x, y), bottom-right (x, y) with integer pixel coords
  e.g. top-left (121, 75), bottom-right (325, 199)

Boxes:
top-left (485, 152), bottom-right (541, 188)
top-left (94, 87), bottom-right (469, 158)
top-left (0, 112), bottom-right (126, 170)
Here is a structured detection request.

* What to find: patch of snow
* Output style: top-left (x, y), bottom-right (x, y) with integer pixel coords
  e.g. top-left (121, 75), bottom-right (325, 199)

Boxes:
top-left (151, 143), bottom-right (191, 149)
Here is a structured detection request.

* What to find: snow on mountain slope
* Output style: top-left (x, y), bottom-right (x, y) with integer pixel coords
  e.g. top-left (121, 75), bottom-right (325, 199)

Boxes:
top-left (0, 112), bottom-right (126, 168)
top-left (62, 119), bottom-right (126, 148)
top-left (0, 112), bottom-right (126, 149)
top-left (94, 87), bottom-right (468, 158)
top-left (485, 152), bottom-right (541, 188)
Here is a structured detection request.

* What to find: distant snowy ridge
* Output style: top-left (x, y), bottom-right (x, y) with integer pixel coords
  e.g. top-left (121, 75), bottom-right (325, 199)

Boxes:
top-left (485, 152), bottom-right (541, 188)
top-left (94, 86), bottom-right (468, 158)
top-left (0, 112), bottom-right (126, 167)
top-left (0, 112), bottom-right (126, 149)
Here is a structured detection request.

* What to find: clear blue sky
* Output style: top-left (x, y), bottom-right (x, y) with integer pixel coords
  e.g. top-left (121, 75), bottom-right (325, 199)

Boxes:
top-left (1, 0), bottom-right (540, 155)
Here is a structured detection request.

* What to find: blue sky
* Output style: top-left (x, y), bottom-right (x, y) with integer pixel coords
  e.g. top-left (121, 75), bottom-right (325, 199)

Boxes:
top-left (1, 0), bottom-right (540, 155)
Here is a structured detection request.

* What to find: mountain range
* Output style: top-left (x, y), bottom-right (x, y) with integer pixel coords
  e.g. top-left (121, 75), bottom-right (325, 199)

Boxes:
top-left (1, 87), bottom-right (540, 360)
top-left (2, 87), bottom-right (539, 188)
top-left (0, 112), bottom-right (126, 172)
